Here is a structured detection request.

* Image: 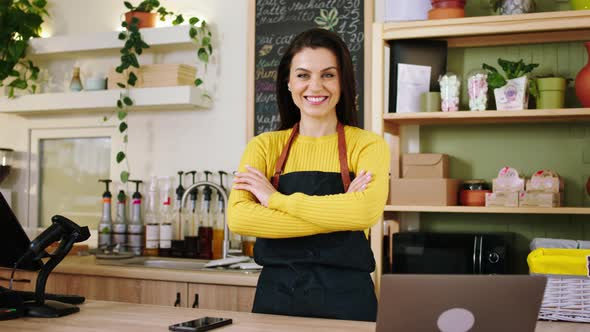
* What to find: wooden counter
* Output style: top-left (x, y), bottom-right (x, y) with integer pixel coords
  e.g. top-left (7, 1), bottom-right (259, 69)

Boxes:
top-left (53, 256), bottom-right (259, 287)
top-left (0, 301), bottom-right (587, 332)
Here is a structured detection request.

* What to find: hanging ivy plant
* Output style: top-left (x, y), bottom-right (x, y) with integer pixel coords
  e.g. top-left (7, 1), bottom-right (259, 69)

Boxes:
top-left (109, 0), bottom-right (213, 183)
top-left (0, 0), bottom-right (48, 98)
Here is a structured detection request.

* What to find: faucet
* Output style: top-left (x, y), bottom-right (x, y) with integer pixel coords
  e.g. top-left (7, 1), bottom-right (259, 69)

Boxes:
top-left (181, 181), bottom-right (230, 260)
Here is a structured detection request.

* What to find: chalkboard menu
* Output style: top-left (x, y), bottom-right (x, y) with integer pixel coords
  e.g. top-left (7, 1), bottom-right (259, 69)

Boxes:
top-left (254, 0), bottom-right (365, 136)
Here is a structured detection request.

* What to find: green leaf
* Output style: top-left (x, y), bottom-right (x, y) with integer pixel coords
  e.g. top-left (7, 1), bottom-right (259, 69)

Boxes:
top-left (8, 79), bottom-right (27, 89)
top-left (189, 27), bottom-right (197, 38)
top-left (124, 1), bottom-right (134, 10)
top-left (208, 44), bottom-right (212, 54)
top-left (128, 72), bottom-right (138, 86)
top-left (198, 48), bottom-right (209, 63)
top-left (120, 171), bottom-right (130, 183)
top-left (118, 111), bottom-right (127, 120)
top-left (123, 96), bottom-right (133, 106)
top-left (173, 14), bottom-right (184, 25)
top-left (117, 83), bottom-right (126, 89)
top-left (9, 70), bottom-right (19, 77)
top-left (33, 0), bottom-right (47, 8)
top-left (202, 36), bottom-right (211, 47)
top-left (189, 17), bottom-right (200, 25)
top-left (116, 151), bottom-right (126, 163)
top-left (117, 99), bottom-right (123, 108)
top-left (118, 32), bottom-right (127, 40)
top-left (194, 78), bottom-right (203, 87)
top-left (103, 116), bottom-right (108, 122)
top-left (119, 122), bottom-right (128, 133)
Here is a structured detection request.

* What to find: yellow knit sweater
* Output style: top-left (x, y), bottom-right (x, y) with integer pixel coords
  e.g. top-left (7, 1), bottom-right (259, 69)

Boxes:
top-left (227, 125), bottom-right (390, 239)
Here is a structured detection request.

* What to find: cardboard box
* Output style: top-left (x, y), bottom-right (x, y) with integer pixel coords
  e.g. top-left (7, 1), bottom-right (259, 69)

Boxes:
top-left (526, 170), bottom-right (564, 193)
top-left (485, 192), bottom-right (519, 207)
top-left (519, 191), bottom-right (564, 207)
top-left (390, 178), bottom-right (459, 206)
top-left (402, 153), bottom-right (448, 178)
top-left (108, 64), bottom-right (196, 89)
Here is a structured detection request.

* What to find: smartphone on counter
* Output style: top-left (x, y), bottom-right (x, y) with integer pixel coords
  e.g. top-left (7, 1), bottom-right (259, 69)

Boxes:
top-left (169, 316), bottom-right (233, 332)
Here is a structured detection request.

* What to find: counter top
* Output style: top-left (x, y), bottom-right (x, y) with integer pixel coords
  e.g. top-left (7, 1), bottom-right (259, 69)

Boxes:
top-left (0, 301), bottom-right (586, 332)
top-left (52, 256), bottom-right (259, 287)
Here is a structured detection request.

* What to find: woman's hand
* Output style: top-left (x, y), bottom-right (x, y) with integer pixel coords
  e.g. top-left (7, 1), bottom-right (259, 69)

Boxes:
top-left (233, 165), bottom-right (277, 207)
top-left (347, 170), bottom-right (372, 193)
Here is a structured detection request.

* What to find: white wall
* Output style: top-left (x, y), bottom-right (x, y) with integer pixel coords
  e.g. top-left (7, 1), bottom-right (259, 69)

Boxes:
top-left (0, 0), bottom-right (249, 225)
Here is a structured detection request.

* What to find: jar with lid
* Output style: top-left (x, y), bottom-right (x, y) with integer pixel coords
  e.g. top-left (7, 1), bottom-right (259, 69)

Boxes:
top-left (462, 180), bottom-right (488, 190)
top-left (467, 69), bottom-right (488, 111)
top-left (438, 72), bottom-right (461, 112)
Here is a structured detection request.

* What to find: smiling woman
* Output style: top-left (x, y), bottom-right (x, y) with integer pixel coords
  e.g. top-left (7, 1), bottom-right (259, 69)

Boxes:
top-left (228, 28), bottom-right (390, 322)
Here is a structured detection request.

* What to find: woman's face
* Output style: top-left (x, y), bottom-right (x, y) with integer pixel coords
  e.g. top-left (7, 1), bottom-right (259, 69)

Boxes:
top-left (288, 47), bottom-right (340, 122)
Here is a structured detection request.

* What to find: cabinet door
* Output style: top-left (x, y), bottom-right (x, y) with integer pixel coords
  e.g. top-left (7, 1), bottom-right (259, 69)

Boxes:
top-left (46, 273), bottom-right (188, 307)
top-left (0, 269), bottom-right (37, 292)
top-left (188, 283), bottom-right (255, 312)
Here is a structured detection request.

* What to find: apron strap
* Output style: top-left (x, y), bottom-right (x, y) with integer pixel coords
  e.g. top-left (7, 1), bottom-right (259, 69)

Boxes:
top-left (271, 122), bottom-right (299, 189)
top-left (271, 122), bottom-right (351, 192)
top-left (337, 122), bottom-right (351, 192)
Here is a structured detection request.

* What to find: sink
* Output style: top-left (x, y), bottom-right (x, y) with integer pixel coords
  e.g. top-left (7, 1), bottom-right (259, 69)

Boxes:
top-left (95, 256), bottom-right (259, 274)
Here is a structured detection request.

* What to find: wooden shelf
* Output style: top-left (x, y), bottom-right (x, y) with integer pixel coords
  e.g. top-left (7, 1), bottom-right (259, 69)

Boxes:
top-left (0, 86), bottom-right (211, 114)
top-left (381, 9), bottom-right (590, 47)
top-left (27, 25), bottom-right (194, 58)
top-left (385, 205), bottom-right (590, 215)
top-left (383, 108), bottom-right (590, 126)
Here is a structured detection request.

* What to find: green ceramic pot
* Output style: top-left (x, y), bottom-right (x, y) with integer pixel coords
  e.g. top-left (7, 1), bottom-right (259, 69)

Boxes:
top-left (536, 77), bottom-right (566, 109)
top-left (570, 0), bottom-right (590, 10)
top-left (420, 92), bottom-right (442, 112)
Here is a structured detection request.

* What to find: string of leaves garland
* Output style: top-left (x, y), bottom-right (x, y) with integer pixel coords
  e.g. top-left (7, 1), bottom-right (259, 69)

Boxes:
top-left (110, 0), bottom-right (213, 183)
top-left (0, 0), bottom-right (48, 98)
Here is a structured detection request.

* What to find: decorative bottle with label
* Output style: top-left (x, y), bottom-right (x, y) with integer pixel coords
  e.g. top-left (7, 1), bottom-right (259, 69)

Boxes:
top-left (69, 66), bottom-right (83, 92)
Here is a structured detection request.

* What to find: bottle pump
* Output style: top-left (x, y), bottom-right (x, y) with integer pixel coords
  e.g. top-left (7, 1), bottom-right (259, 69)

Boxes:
top-left (112, 185), bottom-right (127, 251)
top-left (144, 176), bottom-right (159, 256)
top-left (198, 171), bottom-right (213, 259)
top-left (212, 171), bottom-right (228, 259)
top-left (128, 180), bottom-right (143, 256)
top-left (97, 179), bottom-right (113, 249)
top-left (174, 171), bottom-right (185, 240)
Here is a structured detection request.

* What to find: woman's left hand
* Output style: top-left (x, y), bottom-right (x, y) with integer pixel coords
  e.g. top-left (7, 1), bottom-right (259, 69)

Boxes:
top-left (233, 165), bottom-right (277, 207)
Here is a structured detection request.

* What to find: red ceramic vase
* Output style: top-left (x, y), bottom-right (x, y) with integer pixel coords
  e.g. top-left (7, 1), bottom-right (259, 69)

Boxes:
top-left (575, 41), bottom-right (590, 107)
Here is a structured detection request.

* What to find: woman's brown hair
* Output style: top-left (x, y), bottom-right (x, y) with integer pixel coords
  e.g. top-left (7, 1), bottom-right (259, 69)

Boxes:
top-left (276, 28), bottom-right (358, 130)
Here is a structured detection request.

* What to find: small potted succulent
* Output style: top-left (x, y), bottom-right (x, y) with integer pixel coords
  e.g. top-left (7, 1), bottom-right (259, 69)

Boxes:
top-left (482, 58), bottom-right (539, 111)
top-left (490, 0), bottom-right (535, 15)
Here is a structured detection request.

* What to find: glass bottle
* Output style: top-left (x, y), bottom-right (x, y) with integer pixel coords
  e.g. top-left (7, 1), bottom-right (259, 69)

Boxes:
top-left (69, 66), bottom-right (83, 92)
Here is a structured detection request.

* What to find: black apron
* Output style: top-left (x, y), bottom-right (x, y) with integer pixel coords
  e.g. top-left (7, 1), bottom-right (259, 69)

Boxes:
top-left (252, 122), bottom-right (378, 322)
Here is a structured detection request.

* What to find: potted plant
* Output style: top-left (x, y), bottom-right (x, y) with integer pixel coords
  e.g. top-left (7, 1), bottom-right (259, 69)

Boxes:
top-left (123, 0), bottom-right (160, 28)
top-left (111, 0), bottom-right (213, 182)
top-left (490, 0), bottom-right (535, 15)
top-left (482, 58), bottom-right (539, 111)
top-left (0, 0), bottom-right (48, 98)
top-left (535, 75), bottom-right (568, 109)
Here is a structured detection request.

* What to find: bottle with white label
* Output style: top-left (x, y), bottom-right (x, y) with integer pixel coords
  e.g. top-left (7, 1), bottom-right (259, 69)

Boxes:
top-left (128, 180), bottom-right (143, 256)
top-left (159, 177), bottom-right (173, 257)
top-left (143, 176), bottom-right (159, 256)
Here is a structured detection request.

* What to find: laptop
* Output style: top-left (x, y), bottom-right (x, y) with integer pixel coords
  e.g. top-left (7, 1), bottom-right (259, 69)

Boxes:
top-left (376, 274), bottom-right (546, 332)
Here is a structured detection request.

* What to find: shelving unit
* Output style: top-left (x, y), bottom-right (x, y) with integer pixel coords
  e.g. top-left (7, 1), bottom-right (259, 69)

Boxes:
top-left (0, 86), bottom-right (210, 114)
top-left (27, 25), bottom-right (194, 58)
top-left (369, 10), bottom-right (590, 291)
top-left (385, 206), bottom-right (590, 215)
top-left (1, 25), bottom-right (210, 114)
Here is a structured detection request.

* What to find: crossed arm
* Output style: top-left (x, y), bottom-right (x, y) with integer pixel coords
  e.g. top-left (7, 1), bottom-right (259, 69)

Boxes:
top-left (227, 136), bottom-right (390, 239)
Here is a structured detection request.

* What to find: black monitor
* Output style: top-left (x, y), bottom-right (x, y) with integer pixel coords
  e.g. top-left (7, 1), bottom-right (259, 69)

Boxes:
top-left (0, 192), bottom-right (42, 271)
